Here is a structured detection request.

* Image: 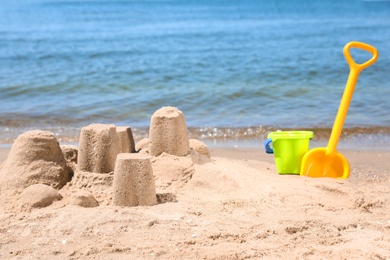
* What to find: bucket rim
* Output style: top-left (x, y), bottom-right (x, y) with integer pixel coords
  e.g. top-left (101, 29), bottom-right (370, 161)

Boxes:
top-left (267, 131), bottom-right (314, 140)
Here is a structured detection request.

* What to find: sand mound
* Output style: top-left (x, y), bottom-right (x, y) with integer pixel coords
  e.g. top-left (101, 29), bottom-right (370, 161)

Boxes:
top-left (0, 130), bottom-right (72, 195)
top-left (18, 184), bottom-right (63, 210)
top-left (189, 139), bottom-right (210, 158)
top-left (63, 170), bottom-right (114, 206)
top-left (69, 190), bottom-right (99, 208)
top-left (151, 153), bottom-right (195, 193)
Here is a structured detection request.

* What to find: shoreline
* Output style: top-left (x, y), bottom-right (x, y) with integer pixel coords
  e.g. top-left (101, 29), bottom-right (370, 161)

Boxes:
top-left (1, 123), bottom-right (389, 180)
top-left (2, 143), bottom-right (389, 181)
top-left (1, 125), bottom-right (390, 150)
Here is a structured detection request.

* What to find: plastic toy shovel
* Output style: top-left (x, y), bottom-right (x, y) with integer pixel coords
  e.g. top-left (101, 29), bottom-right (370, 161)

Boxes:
top-left (300, 41), bottom-right (378, 179)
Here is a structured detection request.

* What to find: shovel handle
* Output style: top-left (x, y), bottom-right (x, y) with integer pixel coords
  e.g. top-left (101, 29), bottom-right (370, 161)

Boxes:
top-left (344, 42), bottom-right (379, 73)
top-left (327, 42), bottom-right (378, 155)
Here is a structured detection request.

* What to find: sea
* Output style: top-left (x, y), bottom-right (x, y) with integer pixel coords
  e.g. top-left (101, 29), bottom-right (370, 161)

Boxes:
top-left (1, 0), bottom-right (390, 148)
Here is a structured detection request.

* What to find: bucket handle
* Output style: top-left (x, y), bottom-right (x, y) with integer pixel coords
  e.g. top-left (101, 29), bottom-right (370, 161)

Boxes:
top-left (264, 138), bottom-right (274, 154)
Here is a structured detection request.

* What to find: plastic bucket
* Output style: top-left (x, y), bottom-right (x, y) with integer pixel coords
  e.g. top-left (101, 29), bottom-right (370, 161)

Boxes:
top-left (264, 131), bottom-right (313, 174)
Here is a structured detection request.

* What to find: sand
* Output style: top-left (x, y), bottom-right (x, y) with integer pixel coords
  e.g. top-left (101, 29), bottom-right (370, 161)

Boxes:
top-left (149, 107), bottom-right (190, 157)
top-left (0, 143), bottom-right (389, 259)
top-left (0, 130), bottom-right (72, 195)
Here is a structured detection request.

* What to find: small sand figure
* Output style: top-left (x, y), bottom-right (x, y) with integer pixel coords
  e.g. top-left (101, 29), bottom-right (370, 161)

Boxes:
top-left (113, 153), bottom-right (157, 207)
top-left (78, 123), bottom-right (121, 173)
top-left (149, 106), bottom-right (190, 157)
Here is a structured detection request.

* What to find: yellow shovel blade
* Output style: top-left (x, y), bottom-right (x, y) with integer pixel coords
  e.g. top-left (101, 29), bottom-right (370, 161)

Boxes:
top-left (300, 148), bottom-right (350, 179)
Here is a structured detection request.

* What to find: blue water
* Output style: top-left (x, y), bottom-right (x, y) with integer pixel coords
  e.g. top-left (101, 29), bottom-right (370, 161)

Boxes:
top-left (1, 0), bottom-right (390, 142)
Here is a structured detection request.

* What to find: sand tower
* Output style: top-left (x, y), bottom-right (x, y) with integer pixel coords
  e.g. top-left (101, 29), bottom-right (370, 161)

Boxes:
top-left (78, 124), bottom-right (121, 173)
top-left (113, 153), bottom-right (157, 207)
top-left (116, 126), bottom-right (136, 153)
top-left (149, 106), bottom-right (190, 157)
top-left (0, 130), bottom-right (72, 194)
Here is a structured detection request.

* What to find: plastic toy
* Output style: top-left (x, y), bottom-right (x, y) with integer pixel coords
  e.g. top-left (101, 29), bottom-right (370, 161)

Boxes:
top-left (264, 131), bottom-right (313, 174)
top-left (300, 41), bottom-right (378, 179)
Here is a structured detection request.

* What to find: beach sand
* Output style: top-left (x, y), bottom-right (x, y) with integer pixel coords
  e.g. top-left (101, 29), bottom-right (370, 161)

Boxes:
top-left (0, 142), bottom-right (389, 259)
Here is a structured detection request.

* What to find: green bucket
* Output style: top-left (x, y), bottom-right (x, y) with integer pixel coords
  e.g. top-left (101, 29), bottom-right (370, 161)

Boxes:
top-left (264, 131), bottom-right (313, 174)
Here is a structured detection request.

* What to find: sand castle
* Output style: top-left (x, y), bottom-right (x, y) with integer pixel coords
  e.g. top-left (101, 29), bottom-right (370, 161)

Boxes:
top-left (78, 123), bottom-right (121, 173)
top-left (113, 153), bottom-right (157, 206)
top-left (116, 126), bottom-right (136, 153)
top-left (0, 106), bottom-right (211, 209)
top-left (0, 130), bottom-right (72, 195)
top-left (149, 106), bottom-right (190, 156)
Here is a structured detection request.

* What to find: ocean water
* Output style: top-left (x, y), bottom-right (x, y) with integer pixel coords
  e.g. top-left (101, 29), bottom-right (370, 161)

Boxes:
top-left (1, 0), bottom-right (390, 144)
